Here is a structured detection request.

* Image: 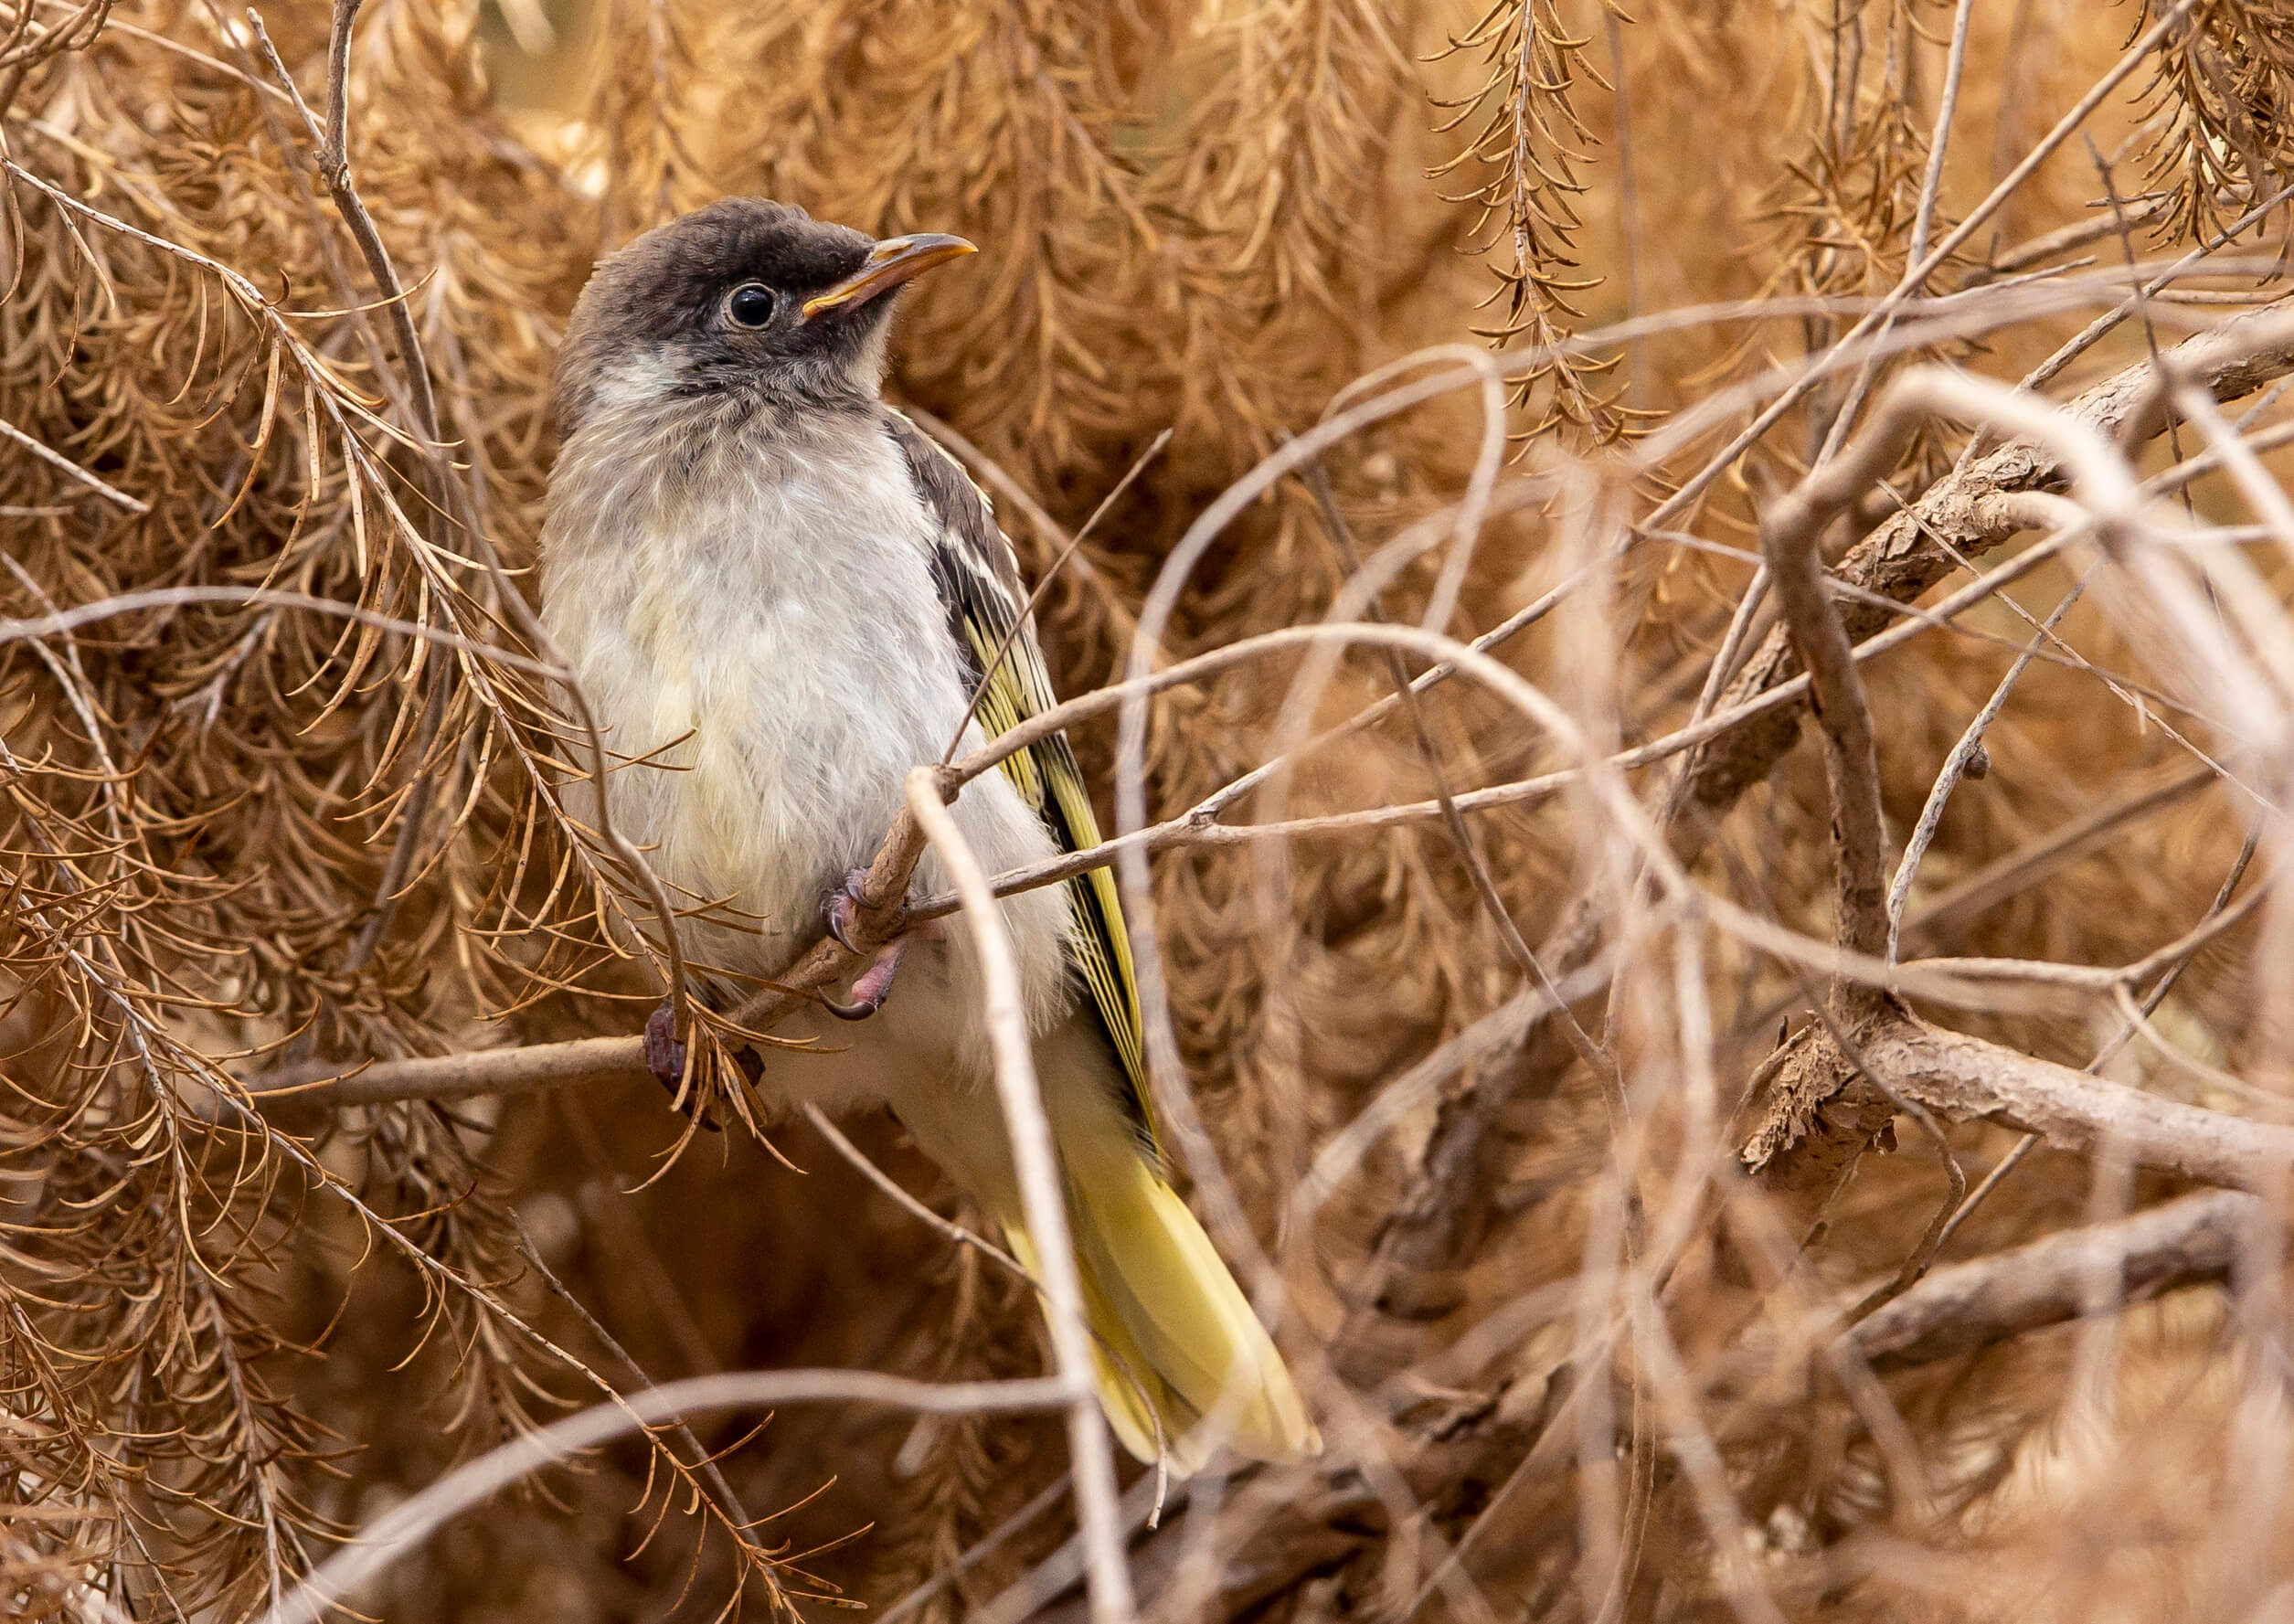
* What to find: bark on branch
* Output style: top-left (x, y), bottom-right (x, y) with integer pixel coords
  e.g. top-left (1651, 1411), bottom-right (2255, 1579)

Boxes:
top-left (1744, 1013), bottom-right (2294, 1205)
top-left (1674, 304), bottom-right (2294, 839)
top-left (1021, 1184), bottom-right (2265, 1624)
top-left (1846, 1187), bottom-right (2257, 1370)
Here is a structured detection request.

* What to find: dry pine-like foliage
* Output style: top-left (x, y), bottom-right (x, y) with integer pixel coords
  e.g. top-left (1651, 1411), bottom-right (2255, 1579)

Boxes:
top-left (9, 0), bottom-right (2294, 1621)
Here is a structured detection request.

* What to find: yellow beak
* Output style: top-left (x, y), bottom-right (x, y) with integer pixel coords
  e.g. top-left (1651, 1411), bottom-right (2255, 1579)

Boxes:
top-left (802, 233), bottom-right (977, 319)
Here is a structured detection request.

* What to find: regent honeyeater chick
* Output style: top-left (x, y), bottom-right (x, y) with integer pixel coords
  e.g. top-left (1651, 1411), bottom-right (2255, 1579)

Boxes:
top-left (537, 197), bottom-right (1318, 1472)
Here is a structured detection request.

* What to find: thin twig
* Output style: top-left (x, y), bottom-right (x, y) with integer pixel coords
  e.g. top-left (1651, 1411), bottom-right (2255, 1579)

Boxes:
top-left (1909, 0), bottom-right (1978, 271)
top-left (244, 4), bottom-right (456, 987)
top-left (0, 411), bottom-right (148, 513)
top-left (1296, 452), bottom-right (1614, 1084)
top-left (903, 765), bottom-right (1136, 1624)
top-left (941, 428), bottom-right (1172, 766)
top-left (1639, 0), bottom-right (2202, 536)
top-left (1885, 569), bottom-right (2095, 961)
top-left (254, 1371), bottom-right (1076, 1624)
top-left (244, 2), bottom-right (692, 1042)
top-left (1903, 763), bottom-right (2217, 943)
top-left (799, 1103), bottom-right (1033, 1287)
top-left (1970, 197), bottom-right (2171, 287)
top-left (876, 1471), bottom-right (1078, 1624)
top-left (508, 1213), bottom-right (758, 1535)
top-left (1601, 10), bottom-right (1647, 411)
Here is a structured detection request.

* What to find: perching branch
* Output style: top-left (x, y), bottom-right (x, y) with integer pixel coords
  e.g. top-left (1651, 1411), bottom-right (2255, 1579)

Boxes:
top-left (251, 784), bottom-right (945, 1107)
top-left (252, 1033), bottom-right (649, 1106)
top-left (1846, 1188), bottom-right (2257, 1371)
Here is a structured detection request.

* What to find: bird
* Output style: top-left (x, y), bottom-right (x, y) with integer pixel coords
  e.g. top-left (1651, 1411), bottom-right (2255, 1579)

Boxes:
top-left (536, 196), bottom-right (1319, 1474)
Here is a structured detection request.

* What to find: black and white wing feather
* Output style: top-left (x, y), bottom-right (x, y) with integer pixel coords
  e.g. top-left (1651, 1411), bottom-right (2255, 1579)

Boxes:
top-left (883, 411), bottom-right (1153, 1143)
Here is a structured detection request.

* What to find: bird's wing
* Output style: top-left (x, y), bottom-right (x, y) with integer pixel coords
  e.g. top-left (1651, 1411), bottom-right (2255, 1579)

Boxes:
top-left (883, 411), bottom-right (1154, 1146)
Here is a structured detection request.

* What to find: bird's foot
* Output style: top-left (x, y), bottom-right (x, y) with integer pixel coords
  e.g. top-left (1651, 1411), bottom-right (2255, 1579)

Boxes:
top-left (821, 936), bottom-right (907, 1022)
top-left (815, 869), bottom-right (944, 1022)
top-left (821, 866), bottom-right (875, 952)
top-left (643, 1001), bottom-right (720, 1130)
top-left (643, 1000), bottom-right (686, 1088)
top-left (819, 867), bottom-right (906, 1022)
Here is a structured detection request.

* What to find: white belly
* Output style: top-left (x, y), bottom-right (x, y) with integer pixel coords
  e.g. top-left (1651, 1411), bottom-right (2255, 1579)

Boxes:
top-left (537, 406), bottom-right (1075, 1108)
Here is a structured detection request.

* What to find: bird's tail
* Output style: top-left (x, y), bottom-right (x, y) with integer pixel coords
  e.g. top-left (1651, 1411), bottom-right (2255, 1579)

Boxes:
top-left (1000, 1130), bottom-right (1321, 1475)
top-left (885, 1015), bottom-right (1318, 1475)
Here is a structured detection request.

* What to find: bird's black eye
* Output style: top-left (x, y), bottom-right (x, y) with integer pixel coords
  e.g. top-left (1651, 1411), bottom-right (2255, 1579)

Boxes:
top-left (725, 282), bottom-right (778, 328)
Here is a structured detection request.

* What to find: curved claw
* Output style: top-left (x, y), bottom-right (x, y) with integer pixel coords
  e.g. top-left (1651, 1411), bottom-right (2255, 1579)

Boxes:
top-left (819, 937), bottom-right (906, 1022)
top-left (821, 866), bottom-right (872, 952)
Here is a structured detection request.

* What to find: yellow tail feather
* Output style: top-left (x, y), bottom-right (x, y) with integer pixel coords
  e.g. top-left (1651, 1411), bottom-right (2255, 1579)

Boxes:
top-left (1004, 1150), bottom-right (1321, 1475)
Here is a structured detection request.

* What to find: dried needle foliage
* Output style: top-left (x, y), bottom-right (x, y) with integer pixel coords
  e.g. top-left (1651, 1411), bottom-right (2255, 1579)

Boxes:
top-left (1429, 0), bottom-right (1628, 439)
top-left (2137, 0), bottom-right (2294, 245)
top-left (8, 1), bottom-right (2294, 1622)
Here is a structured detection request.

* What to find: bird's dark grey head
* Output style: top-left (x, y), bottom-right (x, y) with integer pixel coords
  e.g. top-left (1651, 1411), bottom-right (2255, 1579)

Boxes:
top-left (554, 197), bottom-right (974, 439)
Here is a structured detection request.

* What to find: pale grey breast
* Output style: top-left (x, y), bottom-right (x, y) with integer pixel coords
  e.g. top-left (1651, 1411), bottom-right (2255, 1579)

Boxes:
top-left (538, 379), bottom-right (1068, 1016)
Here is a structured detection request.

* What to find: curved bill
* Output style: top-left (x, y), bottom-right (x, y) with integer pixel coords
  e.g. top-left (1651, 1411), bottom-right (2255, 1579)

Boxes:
top-left (802, 233), bottom-right (977, 319)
